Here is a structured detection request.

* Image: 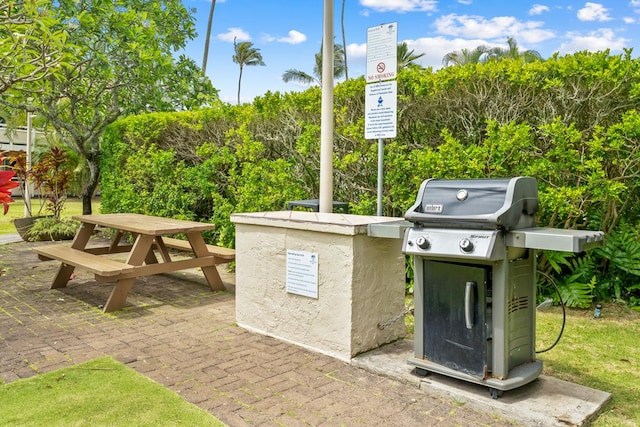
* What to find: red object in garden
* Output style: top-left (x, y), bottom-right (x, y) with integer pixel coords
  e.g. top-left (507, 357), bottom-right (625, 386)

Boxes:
top-left (0, 154), bottom-right (19, 214)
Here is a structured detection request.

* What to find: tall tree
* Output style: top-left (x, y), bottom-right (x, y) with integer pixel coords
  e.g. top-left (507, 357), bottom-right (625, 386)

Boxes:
top-left (397, 42), bottom-right (425, 70)
top-left (487, 37), bottom-right (543, 63)
top-left (0, 0), bottom-right (69, 94)
top-left (282, 42), bottom-right (345, 86)
top-left (442, 45), bottom-right (490, 66)
top-left (232, 38), bottom-right (265, 104)
top-left (1, 0), bottom-right (216, 214)
top-left (443, 37), bottom-right (543, 66)
top-left (201, 0), bottom-right (216, 74)
top-left (341, 0), bottom-right (348, 80)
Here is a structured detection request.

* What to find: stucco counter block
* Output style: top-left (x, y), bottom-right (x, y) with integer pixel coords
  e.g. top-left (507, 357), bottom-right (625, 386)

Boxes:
top-left (231, 211), bottom-right (406, 361)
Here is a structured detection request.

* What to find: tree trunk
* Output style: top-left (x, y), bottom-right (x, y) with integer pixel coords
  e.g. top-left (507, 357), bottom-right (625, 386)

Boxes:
top-left (341, 0), bottom-right (348, 80)
top-left (81, 153), bottom-right (100, 215)
top-left (237, 66), bottom-right (243, 105)
top-left (202, 0), bottom-right (216, 74)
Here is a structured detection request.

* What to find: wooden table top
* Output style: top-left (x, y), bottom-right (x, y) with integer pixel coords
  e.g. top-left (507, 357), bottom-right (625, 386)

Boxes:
top-left (73, 213), bottom-right (215, 236)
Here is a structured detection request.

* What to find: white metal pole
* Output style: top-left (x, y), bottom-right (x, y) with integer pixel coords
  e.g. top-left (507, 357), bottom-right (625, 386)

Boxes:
top-left (319, 0), bottom-right (334, 213)
top-left (24, 113), bottom-right (33, 217)
top-left (376, 137), bottom-right (383, 216)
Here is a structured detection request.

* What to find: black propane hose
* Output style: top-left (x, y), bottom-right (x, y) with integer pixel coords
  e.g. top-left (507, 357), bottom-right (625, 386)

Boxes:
top-left (535, 270), bottom-right (566, 354)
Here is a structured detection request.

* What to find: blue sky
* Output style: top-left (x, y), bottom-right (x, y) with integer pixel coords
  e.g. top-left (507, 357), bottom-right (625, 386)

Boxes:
top-left (180, 0), bottom-right (640, 104)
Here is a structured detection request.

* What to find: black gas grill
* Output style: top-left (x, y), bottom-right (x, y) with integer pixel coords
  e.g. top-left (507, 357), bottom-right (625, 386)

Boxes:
top-left (402, 177), bottom-right (604, 398)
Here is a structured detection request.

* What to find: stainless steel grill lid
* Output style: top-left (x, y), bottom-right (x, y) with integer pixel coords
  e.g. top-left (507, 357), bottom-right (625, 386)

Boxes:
top-left (404, 177), bottom-right (539, 230)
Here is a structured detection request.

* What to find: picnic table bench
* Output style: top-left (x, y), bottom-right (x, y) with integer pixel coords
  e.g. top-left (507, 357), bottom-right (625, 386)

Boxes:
top-left (33, 213), bottom-right (235, 313)
top-left (159, 237), bottom-right (236, 264)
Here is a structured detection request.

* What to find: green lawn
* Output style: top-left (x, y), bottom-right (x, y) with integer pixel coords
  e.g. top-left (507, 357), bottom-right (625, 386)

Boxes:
top-left (537, 303), bottom-right (640, 426)
top-left (0, 198), bottom-right (96, 234)
top-left (0, 356), bottom-right (224, 426)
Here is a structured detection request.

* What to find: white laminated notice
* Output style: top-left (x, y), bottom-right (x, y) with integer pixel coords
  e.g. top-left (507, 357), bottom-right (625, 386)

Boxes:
top-left (286, 250), bottom-right (319, 298)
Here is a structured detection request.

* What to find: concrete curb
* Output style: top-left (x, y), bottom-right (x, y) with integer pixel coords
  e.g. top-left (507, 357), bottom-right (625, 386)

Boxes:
top-left (352, 340), bottom-right (612, 427)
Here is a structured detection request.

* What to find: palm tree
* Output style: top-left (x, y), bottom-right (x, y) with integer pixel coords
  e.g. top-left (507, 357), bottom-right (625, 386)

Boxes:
top-left (341, 0), bottom-right (348, 80)
top-left (397, 42), bottom-right (425, 70)
top-left (486, 37), bottom-right (543, 63)
top-left (282, 42), bottom-right (345, 86)
top-left (442, 45), bottom-right (491, 66)
top-left (232, 38), bottom-right (266, 104)
top-left (201, 0), bottom-right (216, 74)
top-left (442, 37), bottom-right (543, 67)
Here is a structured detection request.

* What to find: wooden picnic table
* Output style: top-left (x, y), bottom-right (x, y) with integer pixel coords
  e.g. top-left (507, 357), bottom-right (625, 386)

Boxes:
top-left (33, 213), bottom-right (234, 313)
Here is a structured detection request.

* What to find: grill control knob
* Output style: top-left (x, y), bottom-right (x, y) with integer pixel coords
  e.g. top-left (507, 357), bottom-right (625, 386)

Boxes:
top-left (416, 236), bottom-right (430, 250)
top-left (459, 238), bottom-right (474, 253)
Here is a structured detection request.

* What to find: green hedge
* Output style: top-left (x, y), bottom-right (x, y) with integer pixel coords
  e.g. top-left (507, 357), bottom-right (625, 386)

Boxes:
top-left (101, 50), bottom-right (640, 307)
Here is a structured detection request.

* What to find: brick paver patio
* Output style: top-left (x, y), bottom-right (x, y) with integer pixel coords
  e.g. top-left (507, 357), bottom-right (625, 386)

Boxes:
top-left (0, 239), bottom-right (515, 426)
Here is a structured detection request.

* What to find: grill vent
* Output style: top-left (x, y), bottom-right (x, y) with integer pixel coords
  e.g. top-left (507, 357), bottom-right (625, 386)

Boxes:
top-left (507, 296), bottom-right (529, 314)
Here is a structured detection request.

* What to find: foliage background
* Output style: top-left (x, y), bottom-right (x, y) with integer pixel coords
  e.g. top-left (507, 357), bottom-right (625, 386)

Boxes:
top-left (101, 50), bottom-right (640, 307)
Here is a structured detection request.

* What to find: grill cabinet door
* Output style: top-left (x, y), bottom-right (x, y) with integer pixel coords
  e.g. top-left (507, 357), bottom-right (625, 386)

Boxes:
top-left (423, 260), bottom-right (488, 378)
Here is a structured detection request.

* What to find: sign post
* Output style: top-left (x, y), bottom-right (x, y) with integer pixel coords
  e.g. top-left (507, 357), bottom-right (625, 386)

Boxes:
top-left (365, 23), bottom-right (397, 216)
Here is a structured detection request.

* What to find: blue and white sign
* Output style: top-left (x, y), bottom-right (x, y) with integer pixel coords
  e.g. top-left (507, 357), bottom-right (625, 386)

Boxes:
top-left (365, 80), bottom-right (397, 139)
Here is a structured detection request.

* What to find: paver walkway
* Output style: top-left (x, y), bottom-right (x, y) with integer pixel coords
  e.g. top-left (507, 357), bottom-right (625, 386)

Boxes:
top-left (0, 239), bottom-right (516, 426)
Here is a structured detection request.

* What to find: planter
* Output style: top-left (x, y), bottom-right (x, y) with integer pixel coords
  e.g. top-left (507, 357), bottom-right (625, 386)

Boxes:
top-left (32, 230), bottom-right (76, 241)
top-left (13, 216), bottom-right (51, 241)
top-left (12, 216), bottom-right (76, 241)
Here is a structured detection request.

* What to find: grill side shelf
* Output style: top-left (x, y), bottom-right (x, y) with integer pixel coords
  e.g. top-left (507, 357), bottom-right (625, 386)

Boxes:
top-left (505, 228), bottom-right (604, 253)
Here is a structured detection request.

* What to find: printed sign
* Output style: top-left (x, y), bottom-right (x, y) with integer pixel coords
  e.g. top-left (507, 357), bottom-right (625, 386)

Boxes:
top-left (365, 80), bottom-right (397, 139)
top-left (286, 250), bottom-right (319, 298)
top-left (366, 22), bottom-right (398, 83)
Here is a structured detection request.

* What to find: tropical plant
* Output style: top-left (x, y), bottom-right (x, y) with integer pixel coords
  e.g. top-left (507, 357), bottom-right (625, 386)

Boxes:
top-left (28, 146), bottom-right (73, 220)
top-left (397, 41), bottom-right (425, 70)
top-left (24, 215), bottom-right (79, 241)
top-left (4, 146), bottom-right (77, 240)
top-left (0, 0), bottom-right (213, 216)
top-left (538, 250), bottom-right (598, 308)
top-left (0, 153), bottom-right (18, 214)
top-left (592, 224), bottom-right (640, 305)
top-left (486, 37), bottom-right (543, 63)
top-left (282, 41), bottom-right (346, 86)
top-left (442, 37), bottom-right (542, 66)
top-left (0, 0), bottom-right (69, 94)
top-left (5, 150), bottom-right (39, 217)
top-left (232, 38), bottom-right (266, 105)
top-left (442, 45), bottom-right (491, 66)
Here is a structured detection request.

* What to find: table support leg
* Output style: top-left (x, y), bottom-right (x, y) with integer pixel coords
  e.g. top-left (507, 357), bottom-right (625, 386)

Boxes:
top-left (50, 222), bottom-right (96, 289)
top-left (186, 231), bottom-right (225, 291)
top-left (103, 234), bottom-right (155, 313)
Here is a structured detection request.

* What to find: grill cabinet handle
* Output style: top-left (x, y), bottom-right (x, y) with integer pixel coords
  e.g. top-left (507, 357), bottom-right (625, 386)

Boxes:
top-left (465, 281), bottom-right (476, 329)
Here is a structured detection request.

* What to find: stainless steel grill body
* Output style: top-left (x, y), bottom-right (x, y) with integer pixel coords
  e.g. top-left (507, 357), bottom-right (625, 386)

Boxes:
top-left (402, 177), bottom-right (604, 396)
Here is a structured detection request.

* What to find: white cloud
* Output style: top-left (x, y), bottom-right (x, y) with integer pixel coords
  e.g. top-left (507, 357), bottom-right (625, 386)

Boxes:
top-left (277, 30), bottom-right (307, 45)
top-left (558, 29), bottom-right (629, 53)
top-left (577, 3), bottom-right (612, 21)
top-left (433, 14), bottom-right (555, 43)
top-left (624, 16), bottom-right (636, 23)
top-left (347, 43), bottom-right (367, 61)
top-left (359, 0), bottom-right (437, 13)
top-left (630, 0), bottom-right (640, 7)
top-left (347, 36), bottom-right (525, 72)
top-left (457, 0), bottom-right (472, 5)
top-left (529, 4), bottom-right (550, 15)
top-left (217, 27), bottom-right (250, 42)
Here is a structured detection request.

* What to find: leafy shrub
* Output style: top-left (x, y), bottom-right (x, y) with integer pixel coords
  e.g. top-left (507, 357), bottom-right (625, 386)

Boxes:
top-left (100, 51), bottom-right (640, 304)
